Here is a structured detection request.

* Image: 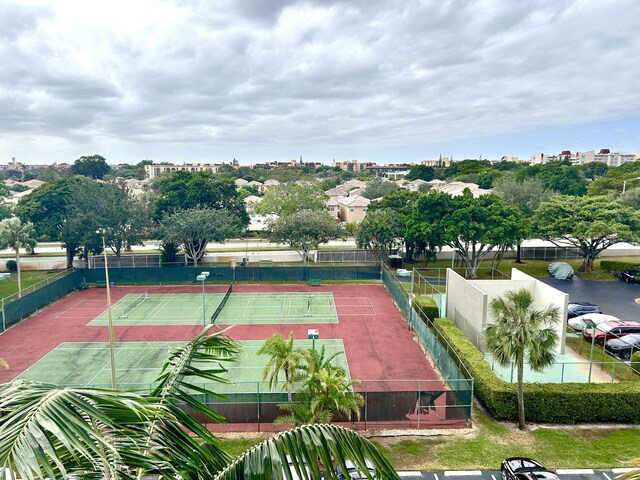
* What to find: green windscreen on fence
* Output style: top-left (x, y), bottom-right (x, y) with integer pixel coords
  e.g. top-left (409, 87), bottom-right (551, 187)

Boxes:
top-left (381, 265), bottom-right (473, 416)
top-left (1, 270), bottom-right (85, 332)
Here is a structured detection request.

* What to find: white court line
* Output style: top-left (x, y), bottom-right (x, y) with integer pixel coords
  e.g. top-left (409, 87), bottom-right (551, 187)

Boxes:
top-left (146, 297), bottom-right (173, 321)
top-left (85, 348), bottom-right (124, 386)
top-left (445, 471), bottom-right (482, 476)
top-left (556, 469), bottom-right (594, 475)
top-left (612, 469), bottom-right (640, 474)
top-left (55, 299), bottom-right (95, 318)
top-left (397, 473), bottom-right (421, 477)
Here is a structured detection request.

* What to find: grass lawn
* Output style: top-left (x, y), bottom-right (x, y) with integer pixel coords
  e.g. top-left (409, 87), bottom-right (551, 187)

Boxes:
top-left (0, 270), bottom-right (61, 300)
top-left (218, 410), bottom-right (640, 470)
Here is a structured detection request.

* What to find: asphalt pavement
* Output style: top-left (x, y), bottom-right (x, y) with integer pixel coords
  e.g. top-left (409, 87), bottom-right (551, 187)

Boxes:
top-left (395, 468), bottom-right (636, 480)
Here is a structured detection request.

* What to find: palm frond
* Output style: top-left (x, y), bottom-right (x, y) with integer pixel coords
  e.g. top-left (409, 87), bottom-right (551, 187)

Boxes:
top-left (215, 424), bottom-right (400, 480)
top-left (0, 380), bottom-right (166, 480)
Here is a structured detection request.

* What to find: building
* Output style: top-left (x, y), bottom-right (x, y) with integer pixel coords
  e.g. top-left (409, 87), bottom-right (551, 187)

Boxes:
top-left (324, 186), bottom-right (351, 202)
top-left (326, 199), bottom-right (340, 219)
top-left (338, 195), bottom-right (370, 223)
top-left (421, 156), bottom-right (452, 167)
top-left (574, 150), bottom-right (637, 167)
top-left (144, 163), bottom-right (224, 179)
top-left (331, 159), bottom-right (377, 172)
top-left (432, 181), bottom-right (491, 198)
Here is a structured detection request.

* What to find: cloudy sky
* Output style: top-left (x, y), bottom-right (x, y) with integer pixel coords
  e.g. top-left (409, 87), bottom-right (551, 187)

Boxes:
top-left (1, 0), bottom-right (639, 165)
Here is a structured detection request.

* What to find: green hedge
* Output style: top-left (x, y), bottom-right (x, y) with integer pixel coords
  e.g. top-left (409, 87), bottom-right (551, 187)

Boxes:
top-left (633, 351), bottom-right (640, 365)
top-left (435, 318), bottom-right (640, 423)
top-left (412, 296), bottom-right (439, 322)
top-left (600, 260), bottom-right (640, 272)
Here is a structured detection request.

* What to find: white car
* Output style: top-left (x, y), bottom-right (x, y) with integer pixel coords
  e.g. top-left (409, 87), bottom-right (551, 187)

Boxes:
top-left (568, 313), bottom-right (619, 332)
top-left (280, 455), bottom-right (312, 480)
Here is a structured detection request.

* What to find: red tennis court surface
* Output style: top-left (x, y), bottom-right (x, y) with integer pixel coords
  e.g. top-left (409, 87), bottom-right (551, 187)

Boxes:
top-left (0, 283), bottom-right (463, 429)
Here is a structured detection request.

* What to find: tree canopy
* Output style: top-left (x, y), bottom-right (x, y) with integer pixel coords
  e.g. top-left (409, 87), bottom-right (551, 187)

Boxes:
top-left (361, 177), bottom-right (399, 199)
top-left (355, 208), bottom-right (404, 260)
top-left (532, 195), bottom-right (640, 272)
top-left (408, 191), bottom-right (527, 278)
top-left (404, 164), bottom-right (435, 181)
top-left (69, 154), bottom-right (111, 179)
top-left (154, 170), bottom-right (249, 226)
top-left (255, 183), bottom-right (328, 216)
top-left (264, 210), bottom-right (344, 260)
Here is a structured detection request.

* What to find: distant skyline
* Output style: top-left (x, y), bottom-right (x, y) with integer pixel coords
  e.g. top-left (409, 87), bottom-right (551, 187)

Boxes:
top-left (1, 1), bottom-right (640, 165)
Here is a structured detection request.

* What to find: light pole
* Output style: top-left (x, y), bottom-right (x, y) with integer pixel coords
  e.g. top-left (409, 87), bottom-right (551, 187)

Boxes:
top-left (196, 271), bottom-right (210, 325)
top-left (622, 177), bottom-right (640, 193)
top-left (98, 230), bottom-right (117, 389)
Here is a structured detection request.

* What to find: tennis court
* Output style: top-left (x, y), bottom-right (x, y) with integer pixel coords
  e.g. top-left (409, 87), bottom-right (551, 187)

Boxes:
top-left (17, 339), bottom-right (348, 393)
top-left (87, 289), bottom-right (339, 326)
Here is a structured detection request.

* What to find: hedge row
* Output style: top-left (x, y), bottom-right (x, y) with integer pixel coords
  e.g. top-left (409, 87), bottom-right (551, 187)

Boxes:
top-left (412, 296), bottom-right (439, 322)
top-left (600, 260), bottom-right (640, 272)
top-left (435, 318), bottom-right (640, 423)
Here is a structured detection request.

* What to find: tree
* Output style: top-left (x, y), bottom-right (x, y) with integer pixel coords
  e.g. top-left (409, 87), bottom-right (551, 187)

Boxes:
top-left (368, 190), bottom-right (424, 261)
top-left (493, 175), bottom-right (551, 263)
top-left (16, 176), bottom-right (94, 268)
top-left (588, 160), bottom-right (640, 196)
top-left (255, 183), bottom-right (328, 216)
top-left (516, 162), bottom-right (587, 196)
top-left (484, 289), bottom-right (559, 430)
top-left (158, 208), bottom-right (240, 266)
top-left (355, 209), bottom-right (404, 260)
top-left (361, 177), bottom-right (399, 199)
top-left (70, 181), bottom-right (151, 266)
top-left (70, 154), bottom-right (111, 179)
top-left (532, 195), bottom-right (640, 272)
top-left (620, 187), bottom-right (640, 210)
top-left (264, 210), bottom-right (344, 261)
top-left (0, 326), bottom-right (398, 479)
top-left (404, 165), bottom-right (435, 181)
top-left (258, 332), bottom-right (305, 414)
top-left (0, 218), bottom-right (37, 298)
top-left (408, 191), bottom-right (528, 278)
top-left (154, 170), bottom-right (249, 226)
top-left (579, 161), bottom-right (609, 181)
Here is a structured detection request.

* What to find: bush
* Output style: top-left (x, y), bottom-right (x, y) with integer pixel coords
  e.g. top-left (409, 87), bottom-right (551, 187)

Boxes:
top-left (600, 260), bottom-right (640, 273)
top-left (5, 259), bottom-right (17, 272)
top-left (435, 318), bottom-right (640, 423)
top-left (413, 296), bottom-right (439, 322)
top-left (633, 351), bottom-right (640, 366)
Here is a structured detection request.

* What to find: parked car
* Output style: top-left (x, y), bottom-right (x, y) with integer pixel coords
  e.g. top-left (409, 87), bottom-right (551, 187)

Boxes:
top-left (567, 301), bottom-right (601, 319)
top-left (604, 334), bottom-right (640, 360)
top-left (567, 313), bottom-right (619, 332)
top-left (280, 455), bottom-right (311, 480)
top-left (582, 320), bottom-right (640, 346)
top-left (621, 270), bottom-right (640, 283)
top-left (501, 457), bottom-right (559, 480)
top-left (336, 458), bottom-right (377, 480)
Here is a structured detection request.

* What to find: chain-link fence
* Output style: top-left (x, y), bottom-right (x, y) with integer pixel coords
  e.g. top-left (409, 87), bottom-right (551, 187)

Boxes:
top-left (315, 250), bottom-right (380, 263)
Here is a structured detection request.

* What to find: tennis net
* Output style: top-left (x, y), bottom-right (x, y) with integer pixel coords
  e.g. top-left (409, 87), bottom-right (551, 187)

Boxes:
top-left (119, 292), bottom-right (148, 318)
top-left (211, 284), bottom-right (233, 324)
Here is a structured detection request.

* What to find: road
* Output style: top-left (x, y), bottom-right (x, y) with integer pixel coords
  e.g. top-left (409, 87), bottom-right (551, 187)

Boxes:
top-left (394, 469), bottom-right (635, 480)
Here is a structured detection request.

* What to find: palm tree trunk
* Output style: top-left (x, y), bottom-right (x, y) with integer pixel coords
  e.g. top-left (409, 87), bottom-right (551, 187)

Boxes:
top-left (16, 248), bottom-right (21, 299)
top-left (517, 352), bottom-right (526, 430)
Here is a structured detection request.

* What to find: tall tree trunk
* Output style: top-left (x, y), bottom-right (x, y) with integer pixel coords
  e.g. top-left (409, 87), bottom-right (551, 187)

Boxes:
top-left (515, 242), bottom-right (523, 263)
top-left (579, 252), bottom-right (595, 272)
top-left (16, 248), bottom-right (21, 299)
top-left (66, 245), bottom-right (76, 269)
top-left (517, 351), bottom-right (526, 430)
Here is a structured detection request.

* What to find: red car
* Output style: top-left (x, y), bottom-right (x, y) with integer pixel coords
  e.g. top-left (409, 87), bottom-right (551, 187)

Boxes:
top-left (582, 320), bottom-right (640, 346)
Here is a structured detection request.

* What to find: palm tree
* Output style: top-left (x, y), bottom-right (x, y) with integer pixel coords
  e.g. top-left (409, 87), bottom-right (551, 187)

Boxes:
top-left (484, 288), bottom-right (560, 430)
top-left (0, 326), bottom-right (400, 480)
top-left (306, 364), bottom-right (364, 424)
top-left (0, 217), bottom-right (37, 299)
top-left (258, 332), bottom-right (305, 410)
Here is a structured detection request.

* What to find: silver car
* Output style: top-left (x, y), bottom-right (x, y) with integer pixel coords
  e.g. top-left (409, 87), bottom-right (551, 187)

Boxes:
top-left (568, 313), bottom-right (619, 332)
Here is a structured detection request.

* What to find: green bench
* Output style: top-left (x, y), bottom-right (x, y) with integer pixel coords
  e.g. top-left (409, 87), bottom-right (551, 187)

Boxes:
top-left (308, 278), bottom-right (322, 286)
top-left (95, 280), bottom-right (107, 287)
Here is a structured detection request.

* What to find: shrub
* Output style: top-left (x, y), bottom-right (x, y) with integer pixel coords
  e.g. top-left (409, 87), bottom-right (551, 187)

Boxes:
top-left (633, 350), bottom-right (640, 366)
top-left (435, 318), bottom-right (640, 423)
top-left (600, 260), bottom-right (640, 273)
top-left (413, 296), bottom-right (439, 322)
top-left (5, 259), bottom-right (17, 272)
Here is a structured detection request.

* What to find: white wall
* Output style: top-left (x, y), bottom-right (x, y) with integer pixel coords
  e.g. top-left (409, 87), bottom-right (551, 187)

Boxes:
top-left (446, 269), bottom-right (487, 348)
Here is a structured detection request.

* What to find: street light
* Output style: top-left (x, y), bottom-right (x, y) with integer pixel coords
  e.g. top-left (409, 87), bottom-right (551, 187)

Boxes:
top-left (622, 177), bottom-right (640, 193)
top-left (196, 271), bottom-right (210, 325)
top-left (98, 230), bottom-right (117, 389)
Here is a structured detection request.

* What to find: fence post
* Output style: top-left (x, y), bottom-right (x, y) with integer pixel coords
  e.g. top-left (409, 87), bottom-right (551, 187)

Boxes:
top-left (1, 297), bottom-right (4, 333)
top-left (257, 382), bottom-right (261, 433)
top-left (364, 381), bottom-right (368, 431)
top-left (417, 382), bottom-right (421, 430)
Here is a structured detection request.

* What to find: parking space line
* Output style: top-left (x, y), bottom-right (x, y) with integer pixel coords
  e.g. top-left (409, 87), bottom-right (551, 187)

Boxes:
top-left (612, 469), bottom-right (639, 474)
top-left (398, 473), bottom-right (422, 477)
top-left (491, 475), bottom-right (498, 480)
top-left (445, 471), bottom-right (483, 476)
top-left (434, 473), bottom-right (439, 480)
top-left (556, 469), bottom-right (595, 475)
top-left (602, 473), bottom-right (612, 480)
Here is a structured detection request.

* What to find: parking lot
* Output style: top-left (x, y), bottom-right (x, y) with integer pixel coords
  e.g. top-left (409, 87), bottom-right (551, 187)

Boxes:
top-left (543, 276), bottom-right (640, 320)
top-left (396, 468), bottom-right (637, 480)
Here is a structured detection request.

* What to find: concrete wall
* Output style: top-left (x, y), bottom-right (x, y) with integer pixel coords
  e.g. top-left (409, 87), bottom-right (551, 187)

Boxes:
top-left (445, 269), bottom-right (487, 348)
top-left (512, 269), bottom-right (569, 353)
top-left (0, 256), bottom-right (69, 272)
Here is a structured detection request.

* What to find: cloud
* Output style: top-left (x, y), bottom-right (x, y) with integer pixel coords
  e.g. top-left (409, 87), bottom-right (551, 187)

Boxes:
top-left (0, 0), bottom-right (639, 162)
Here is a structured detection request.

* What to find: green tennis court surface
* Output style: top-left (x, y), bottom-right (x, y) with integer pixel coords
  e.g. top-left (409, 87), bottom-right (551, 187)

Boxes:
top-left (88, 292), bottom-right (338, 326)
top-left (17, 340), bottom-right (348, 393)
